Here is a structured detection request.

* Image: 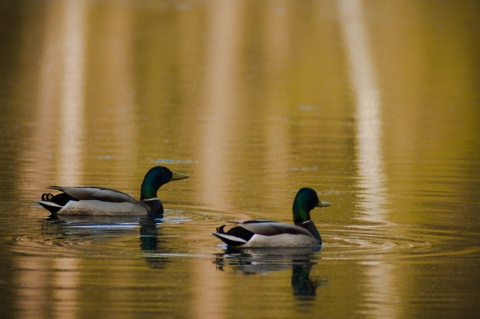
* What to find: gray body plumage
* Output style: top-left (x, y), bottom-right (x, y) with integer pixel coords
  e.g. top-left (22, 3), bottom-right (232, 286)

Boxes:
top-left (51, 186), bottom-right (138, 203)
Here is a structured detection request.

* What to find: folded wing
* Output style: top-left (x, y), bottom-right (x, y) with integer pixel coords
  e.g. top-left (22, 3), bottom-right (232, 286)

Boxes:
top-left (236, 220), bottom-right (314, 237)
top-left (49, 186), bottom-right (138, 204)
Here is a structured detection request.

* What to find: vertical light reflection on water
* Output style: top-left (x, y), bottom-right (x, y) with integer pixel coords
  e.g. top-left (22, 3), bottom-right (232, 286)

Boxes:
top-left (338, 1), bottom-right (397, 318)
top-left (14, 257), bottom-right (49, 319)
top-left (18, 2), bottom-right (62, 195)
top-left (196, 0), bottom-right (243, 209)
top-left (92, 4), bottom-right (137, 168)
top-left (262, 1), bottom-right (292, 185)
top-left (192, 1), bottom-right (245, 318)
top-left (338, 0), bottom-right (389, 225)
top-left (14, 1), bottom-right (86, 318)
top-left (59, 0), bottom-right (86, 185)
top-left (53, 1), bottom-right (86, 317)
top-left (53, 258), bottom-right (79, 319)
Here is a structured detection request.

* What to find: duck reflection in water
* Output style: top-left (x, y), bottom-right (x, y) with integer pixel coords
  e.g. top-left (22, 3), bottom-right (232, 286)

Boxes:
top-left (139, 216), bottom-right (160, 251)
top-left (214, 247), bottom-right (327, 300)
top-left (43, 215), bottom-right (169, 269)
top-left (138, 217), bottom-right (170, 269)
top-left (291, 260), bottom-right (327, 300)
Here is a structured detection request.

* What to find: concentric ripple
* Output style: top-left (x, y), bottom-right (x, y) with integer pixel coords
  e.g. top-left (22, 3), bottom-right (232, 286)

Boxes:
top-left (11, 206), bottom-right (480, 264)
top-left (320, 224), bottom-right (480, 261)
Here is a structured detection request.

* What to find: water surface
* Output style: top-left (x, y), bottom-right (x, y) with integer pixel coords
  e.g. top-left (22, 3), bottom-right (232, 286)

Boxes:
top-left (0, 0), bottom-right (479, 318)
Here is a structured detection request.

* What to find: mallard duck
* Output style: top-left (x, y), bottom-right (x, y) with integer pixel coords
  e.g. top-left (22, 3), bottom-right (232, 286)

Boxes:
top-left (38, 166), bottom-right (188, 216)
top-left (213, 188), bottom-right (330, 248)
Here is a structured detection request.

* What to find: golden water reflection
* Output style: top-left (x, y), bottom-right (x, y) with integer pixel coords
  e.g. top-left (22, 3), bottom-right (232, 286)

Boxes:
top-left (1, 0), bottom-right (479, 318)
top-left (338, 2), bottom-right (395, 319)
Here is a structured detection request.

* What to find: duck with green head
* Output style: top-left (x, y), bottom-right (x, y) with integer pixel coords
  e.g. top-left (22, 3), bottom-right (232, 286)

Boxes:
top-left (38, 166), bottom-right (189, 216)
top-left (213, 188), bottom-right (330, 248)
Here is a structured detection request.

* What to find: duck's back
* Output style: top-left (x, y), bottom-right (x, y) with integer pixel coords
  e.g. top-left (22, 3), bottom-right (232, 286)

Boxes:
top-left (51, 186), bottom-right (138, 203)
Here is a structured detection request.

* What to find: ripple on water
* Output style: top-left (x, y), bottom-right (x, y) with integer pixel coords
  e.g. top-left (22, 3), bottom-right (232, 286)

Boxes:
top-left (11, 206), bottom-right (227, 259)
top-left (195, 207), bottom-right (480, 262)
top-left (14, 206), bottom-right (479, 263)
top-left (320, 224), bottom-right (480, 262)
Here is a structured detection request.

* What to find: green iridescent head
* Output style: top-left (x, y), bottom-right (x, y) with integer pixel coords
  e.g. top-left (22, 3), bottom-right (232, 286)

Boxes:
top-left (292, 187), bottom-right (330, 223)
top-left (140, 166), bottom-right (189, 200)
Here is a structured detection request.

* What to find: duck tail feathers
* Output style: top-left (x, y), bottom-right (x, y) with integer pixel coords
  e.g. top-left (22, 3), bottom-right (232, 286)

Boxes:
top-left (212, 232), bottom-right (247, 246)
top-left (37, 200), bottom-right (63, 214)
